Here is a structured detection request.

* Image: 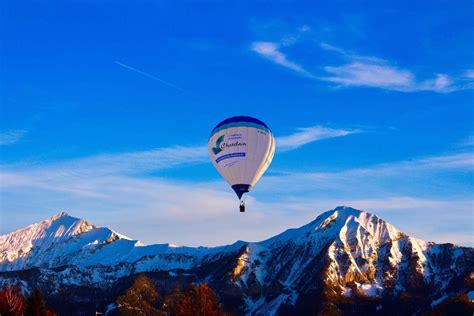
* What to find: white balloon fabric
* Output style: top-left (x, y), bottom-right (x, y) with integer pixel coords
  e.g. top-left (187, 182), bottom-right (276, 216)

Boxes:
top-left (208, 116), bottom-right (275, 200)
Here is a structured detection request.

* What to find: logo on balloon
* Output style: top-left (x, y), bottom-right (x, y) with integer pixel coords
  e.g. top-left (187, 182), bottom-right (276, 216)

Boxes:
top-left (212, 135), bottom-right (225, 155)
top-left (212, 134), bottom-right (247, 156)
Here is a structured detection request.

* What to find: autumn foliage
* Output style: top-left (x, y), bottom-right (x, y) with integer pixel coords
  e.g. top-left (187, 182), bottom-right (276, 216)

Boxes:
top-left (172, 283), bottom-right (231, 316)
top-left (1, 276), bottom-right (231, 315)
top-left (116, 274), bottom-right (163, 315)
top-left (0, 285), bottom-right (25, 316)
top-left (0, 286), bottom-right (56, 316)
top-left (115, 274), bottom-right (232, 316)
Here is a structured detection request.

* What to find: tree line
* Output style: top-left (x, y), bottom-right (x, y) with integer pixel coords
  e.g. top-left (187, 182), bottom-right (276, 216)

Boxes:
top-left (0, 285), bottom-right (56, 316)
top-left (0, 275), bottom-right (233, 316)
top-left (115, 274), bottom-right (234, 316)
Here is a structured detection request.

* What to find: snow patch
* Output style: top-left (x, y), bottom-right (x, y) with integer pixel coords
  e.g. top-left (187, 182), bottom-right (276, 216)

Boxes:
top-left (431, 295), bottom-right (448, 307)
top-left (104, 303), bottom-right (117, 315)
top-left (318, 210), bottom-right (338, 230)
top-left (468, 291), bottom-right (474, 302)
top-left (356, 281), bottom-right (383, 297)
top-left (343, 287), bottom-right (353, 297)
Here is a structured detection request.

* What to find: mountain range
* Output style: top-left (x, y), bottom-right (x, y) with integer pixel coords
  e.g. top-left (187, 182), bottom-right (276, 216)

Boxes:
top-left (0, 206), bottom-right (472, 315)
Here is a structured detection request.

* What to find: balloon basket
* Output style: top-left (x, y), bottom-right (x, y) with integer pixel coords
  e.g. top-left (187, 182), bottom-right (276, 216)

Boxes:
top-left (239, 201), bottom-right (245, 213)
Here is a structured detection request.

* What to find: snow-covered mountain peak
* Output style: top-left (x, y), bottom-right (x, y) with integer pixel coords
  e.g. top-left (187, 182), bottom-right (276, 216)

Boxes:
top-left (0, 212), bottom-right (95, 249)
top-left (261, 206), bottom-right (404, 250)
top-left (0, 213), bottom-right (135, 271)
top-left (314, 206), bottom-right (404, 240)
top-left (49, 211), bottom-right (70, 221)
top-left (333, 205), bottom-right (361, 213)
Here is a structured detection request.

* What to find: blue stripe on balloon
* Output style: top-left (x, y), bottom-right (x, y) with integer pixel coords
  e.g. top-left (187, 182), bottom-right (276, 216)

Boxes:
top-left (210, 122), bottom-right (270, 138)
top-left (215, 152), bottom-right (246, 163)
top-left (213, 116), bottom-right (269, 130)
top-left (211, 116), bottom-right (270, 136)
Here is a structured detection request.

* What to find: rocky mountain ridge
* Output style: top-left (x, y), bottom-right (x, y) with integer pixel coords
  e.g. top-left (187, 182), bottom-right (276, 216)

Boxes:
top-left (0, 206), bottom-right (472, 315)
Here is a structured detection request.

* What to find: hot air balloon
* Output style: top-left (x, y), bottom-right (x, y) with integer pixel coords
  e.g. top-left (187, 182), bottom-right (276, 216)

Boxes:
top-left (208, 116), bottom-right (275, 212)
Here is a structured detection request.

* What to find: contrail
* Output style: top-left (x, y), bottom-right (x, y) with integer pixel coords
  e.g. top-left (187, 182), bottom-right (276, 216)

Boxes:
top-left (115, 61), bottom-right (183, 91)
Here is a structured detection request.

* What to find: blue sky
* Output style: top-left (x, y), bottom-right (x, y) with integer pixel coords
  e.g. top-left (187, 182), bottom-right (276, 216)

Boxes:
top-left (1, 0), bottom-right (473, 246)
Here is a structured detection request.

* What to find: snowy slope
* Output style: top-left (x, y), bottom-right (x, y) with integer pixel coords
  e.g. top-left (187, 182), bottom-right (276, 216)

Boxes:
top-left (0, 212), bottom-right (242, 272)
top-left (0, 212), bottom-right (133, 271)
top-left (0, 212), bottom-right (96, 269)
top-left (227, 207), bottom-right (472, 314)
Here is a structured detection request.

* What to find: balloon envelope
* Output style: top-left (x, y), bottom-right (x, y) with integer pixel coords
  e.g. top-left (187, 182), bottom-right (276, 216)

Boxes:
top-left (208, 116), bottom-right (275, 199)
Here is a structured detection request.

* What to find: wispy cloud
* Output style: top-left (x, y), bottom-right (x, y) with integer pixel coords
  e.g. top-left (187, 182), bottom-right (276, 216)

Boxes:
top-left (276, 126), bottom-right (360, 151)
top-left (3, 122), bottom-right (357, 180)
top-left (115, 61), bottom-right (183, 90)
top-left (0, 130), bottom-right (27, 146)
top-left (2, 123), bottom-right (357, 179)
top-left (250, 36), bottom-right (464, 93)
top-left (2, 159), bottom-right (473, 246)
top-left (70, 145), bottom-right (208, 176)
top-left (3, 145), bottom-right (208, 184)
top-left (257, 152), bottom-right (474, 206)
top-left (322, 62), bottom-right (414, 91)
top-left (321, 45), bottom-right (454, 93)
top-left (461, 69), bottom-right (474, 89)
top-left (1, 145), bottom-right (473, 246)
top-left (464, 69), bottom-right (474, 79)
top-left (265, 152), bottom-right (473, 186)
top-left (318, 44), bottom-right (456, 92)
top-left (409, 152), bottom-right (473, 170)
top-left (1, 156), bottom-right (300, 246)
top-left (461, 135), bottom-right (474, 147)
top-left (251, 42), bottom-right (314, 78)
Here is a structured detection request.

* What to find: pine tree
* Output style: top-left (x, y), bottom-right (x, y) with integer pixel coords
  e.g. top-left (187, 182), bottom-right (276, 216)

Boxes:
top-left (173, 294), bottom-right (194, 316)
top-left (194, 284), bottom-right (228, 316)
top-left (161, 283), bottom-right (185, 314)
top-left (25, 288), bottom-right (47, 316)
top-left (116, 274), bottom-right (163, 315)
top-left (171, 283), bottom-right (231, 316)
